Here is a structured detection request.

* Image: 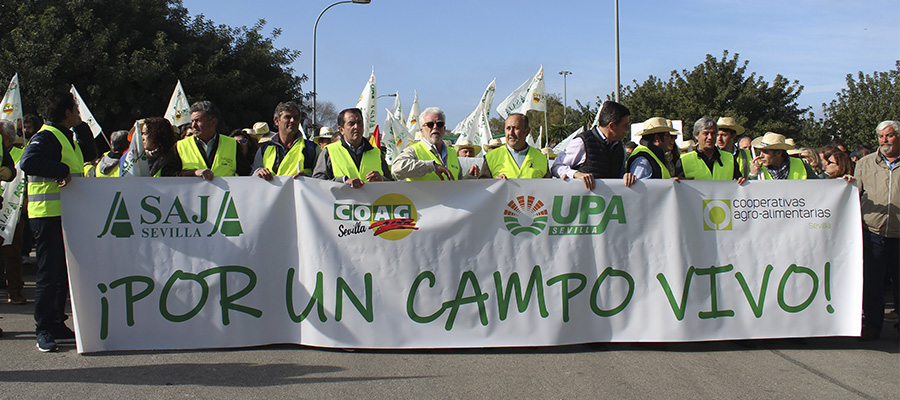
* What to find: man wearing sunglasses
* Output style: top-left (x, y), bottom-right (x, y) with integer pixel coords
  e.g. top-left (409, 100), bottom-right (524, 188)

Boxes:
top-left (391, 107), bottom-right (478, 180)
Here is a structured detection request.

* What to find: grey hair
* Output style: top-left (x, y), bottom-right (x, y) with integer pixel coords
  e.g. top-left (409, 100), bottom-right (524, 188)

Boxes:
top-left (0, 120), bottom-right (14, 136)
top-left (876, 120), bottom-right (900, 133)
top-left (692, 117), bottom-right (717, 136)
top-left (189, 100), bottom-right (221, 120)
top-left (421, 107), bottom-right (445, 122)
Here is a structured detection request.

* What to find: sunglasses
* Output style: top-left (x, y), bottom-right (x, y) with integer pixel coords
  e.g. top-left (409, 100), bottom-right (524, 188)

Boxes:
top-left (424, 121), bottom-right (445, 129)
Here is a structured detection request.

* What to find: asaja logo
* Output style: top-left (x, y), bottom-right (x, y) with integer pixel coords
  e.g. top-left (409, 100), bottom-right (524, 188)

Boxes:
top-left (703, 199), bottom-right (732, 231)
top-left (98, 191), bottom-right (243, 239)
top-left (333, 193), bottom-right (418, 241)
top-left (2, 103), bottom-right (14, 115)
top-left (504, 196), bottom-right (548, 236)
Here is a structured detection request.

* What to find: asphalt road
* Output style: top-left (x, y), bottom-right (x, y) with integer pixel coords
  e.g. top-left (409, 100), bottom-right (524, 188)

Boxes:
top-left (1, 262), bottom-right (897, 399)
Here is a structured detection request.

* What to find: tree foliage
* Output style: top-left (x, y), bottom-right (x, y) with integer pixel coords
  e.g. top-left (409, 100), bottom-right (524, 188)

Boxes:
top-left (0, 0), bottom-right (304, 134)
top-left (809, 60), bottom-right (900, 149)
top-left (618, 51), bottom-right (809, 143)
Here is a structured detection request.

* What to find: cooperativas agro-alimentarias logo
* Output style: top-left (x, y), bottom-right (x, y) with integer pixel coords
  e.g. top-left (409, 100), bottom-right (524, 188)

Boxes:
top-left (702, 199), bottom-right (732, 231)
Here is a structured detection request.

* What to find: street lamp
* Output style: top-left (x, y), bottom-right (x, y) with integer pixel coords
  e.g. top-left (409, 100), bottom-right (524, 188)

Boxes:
top-left (614, 0), bottom-right (620, 102)
top-left (313, 0), bottom-right (372, 126)
top-left (559, 70), bottom-right (572, 124)
top-left (377, 93), bottom-right (397, 99)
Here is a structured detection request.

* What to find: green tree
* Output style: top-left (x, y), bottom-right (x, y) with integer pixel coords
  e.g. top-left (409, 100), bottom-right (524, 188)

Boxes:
top-left (0, 0), bottom-right (304, 135)
top-left (618, 51), bottom-right (809, 143)
top-left (811, 60), bottom-right (900, 149)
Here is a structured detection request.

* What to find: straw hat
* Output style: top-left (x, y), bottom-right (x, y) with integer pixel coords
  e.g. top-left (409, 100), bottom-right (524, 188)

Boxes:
top-left (679, 139), bottom-right (696, 151)
top-left (665, 119), bottom-right (679, 136)
top-left (751, 132), bottom-right (795, 151)
top-left (636, 117), bottom-right (677, 136)
top-left (716, 117), bottom-right (745, 135)
top-left (251, 122), bottom-right (270, 137)
top-left (314, 127), bottom-right (334, 145)
top-left (483, 138), bottom-right (503, 152)
top-left (453, 139), bottom-right (482, 156)
top-left (541, 147), bottom-right (557, 159)
top-left (785, 138), bottom-right (801, 155)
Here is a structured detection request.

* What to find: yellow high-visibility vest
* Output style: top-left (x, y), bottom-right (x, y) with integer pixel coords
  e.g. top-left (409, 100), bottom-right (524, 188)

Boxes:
top-left (27, 124), bottom-right (84, 218)
top-left (327, 141), bottom-right (382, 180)
top-left (407, 141), bottom-right (460, 181)
top-left (176, 135), bottom-right (239, 176)
top-left (485, 145), bottom-right (548, 179)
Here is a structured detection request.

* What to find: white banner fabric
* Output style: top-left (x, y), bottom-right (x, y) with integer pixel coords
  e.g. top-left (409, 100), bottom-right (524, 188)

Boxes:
top-left (0, 163), bottom-right (26, 244)
top-left (62, 178), bottom-right (862, 353)
top-left (163, 80), bottom-right (191, 127)
top-left (70, 85), bottom-right (103, 138)
top-left (1, 73), bottom-right (22, 123)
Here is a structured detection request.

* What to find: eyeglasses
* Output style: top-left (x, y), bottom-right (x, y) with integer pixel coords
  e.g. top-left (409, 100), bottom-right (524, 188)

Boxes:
top-left (424, 121), bottom-right (445, 129)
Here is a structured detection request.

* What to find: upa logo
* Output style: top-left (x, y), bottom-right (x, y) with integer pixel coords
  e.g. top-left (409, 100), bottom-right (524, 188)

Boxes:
top-left (504, 196), bottom-right (548, 236)
top-left (98, 191), bottom-right (244, 239)
top-left (703, 199), bottom-right (732, 231)
top-left (333, 193), bottom-right (419, 241)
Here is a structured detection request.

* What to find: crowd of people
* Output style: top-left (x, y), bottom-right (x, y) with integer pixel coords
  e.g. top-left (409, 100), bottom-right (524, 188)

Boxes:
top-left (0, 92), bottom-right (896, 351)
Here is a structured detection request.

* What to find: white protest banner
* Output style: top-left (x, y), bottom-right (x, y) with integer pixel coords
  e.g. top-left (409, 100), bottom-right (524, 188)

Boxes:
top-left (0, 164), bottom-right (26, 244)
top-left (496, 66), bottom-right (546, 119)
top-left (553, 126), bottom-right (584, 154)
top-left (1, 74), bottom-right (22, 123)
top-left (355, 68), bottom-right (377, 137)
top-left (163, 80), bottom-right (191, 127)
top-left (407, 91), bottom-right (421, 140)
top-left (62, 178), bottom-right (862, 353)
top-left (70, 85), bottom-right (103, 138)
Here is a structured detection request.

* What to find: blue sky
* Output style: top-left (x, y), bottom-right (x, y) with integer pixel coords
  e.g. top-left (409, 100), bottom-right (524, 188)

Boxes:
top-left (182, 0), bottom-right (899, 127)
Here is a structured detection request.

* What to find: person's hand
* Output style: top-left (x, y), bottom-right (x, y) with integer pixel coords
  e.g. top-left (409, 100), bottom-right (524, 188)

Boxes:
top-left (255, 167), bottom-right (274, 181)
top-left (736, 177), bottom-right (747, 185)
top-left (194, 169), bottom-right (214, 181)
top-left (366, 171), bottom-right (384, 182)
top-left (623, 173), bottom-right (636, 188)
top-left (467, 164), bottom-right (479, 177)
top-left (842, 174), bottom-right (855, 183)
top-left (434, 164), bottom-right (454, 180)
top-left (56, 173), bottom-right (73, 187)
top-left (291, 171), bottom-right (307, 179)
top-left (573, 171), bottom-right (595, 191)
top-left (496, 173), bottom-right (508, 180)
top-left (346, 177), bottom-right (365, 188)
top-left (750, 156), bottom-right (763, 175)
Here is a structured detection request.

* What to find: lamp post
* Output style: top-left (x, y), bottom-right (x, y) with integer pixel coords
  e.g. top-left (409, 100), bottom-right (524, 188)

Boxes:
top-left (377, 93), bottom-right (397, 99)
top-left (313, 0), bottom-right (372, 126)
top-left (614, 0), bottom-right (620, 102)
top-left (558, 70), bottom-right (572, 124)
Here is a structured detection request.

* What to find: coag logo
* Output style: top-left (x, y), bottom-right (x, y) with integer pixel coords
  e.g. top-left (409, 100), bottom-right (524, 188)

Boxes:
top-left (504, 196), bottom-right (548, 236)
top-left (98, 192), bottom-right (243, 238)
top-left (703, 199), bottom-right (732, 231)
top-left (333, 193), bottom-right (418, 241)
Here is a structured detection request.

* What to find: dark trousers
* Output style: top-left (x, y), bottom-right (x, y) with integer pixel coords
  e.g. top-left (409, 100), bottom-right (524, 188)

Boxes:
top-left (862, 230), bottom-right (900, 329)
top-left (31, 216), bottom-right (69, 333)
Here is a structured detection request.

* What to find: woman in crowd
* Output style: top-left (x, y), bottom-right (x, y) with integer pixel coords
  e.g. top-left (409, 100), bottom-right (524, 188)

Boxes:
top-left (798, 147), bottom-right (822, 176)
top-left (823, 149), bottom-right (853, 178)
top-left (141, 117), bottom-right (178, 177)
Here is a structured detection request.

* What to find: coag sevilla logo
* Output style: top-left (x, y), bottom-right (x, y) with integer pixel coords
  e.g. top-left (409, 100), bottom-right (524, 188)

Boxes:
top-left (703, 199), bottom-right (732, 231)
top-left (504, 196), bottom-right (548, 236)
top-left (334, 193), bottom-right (418, 241)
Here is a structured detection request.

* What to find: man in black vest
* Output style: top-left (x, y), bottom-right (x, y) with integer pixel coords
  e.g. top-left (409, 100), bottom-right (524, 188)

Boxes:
top-left (551, 101), bottom-right (635, 190)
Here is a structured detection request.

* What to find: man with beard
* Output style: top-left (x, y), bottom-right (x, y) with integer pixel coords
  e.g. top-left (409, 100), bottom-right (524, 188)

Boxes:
top-left (391, 107), bottom-right (478, 180)
top-left (626, 117), bottom-right (678, 179)
top-left (856, 120), bottom-right (900, 341)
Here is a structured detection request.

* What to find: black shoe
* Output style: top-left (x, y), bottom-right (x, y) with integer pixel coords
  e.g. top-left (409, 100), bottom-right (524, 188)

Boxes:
top-left (858, 325), bottom-right (881, 342)
top-left (51, 325), bottom-right (76, 344)
top-left (36, 331), bottom-right (58, 352)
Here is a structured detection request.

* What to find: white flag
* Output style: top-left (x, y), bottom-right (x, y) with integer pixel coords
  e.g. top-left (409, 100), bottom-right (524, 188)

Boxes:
top-left (381, 107), bottom-right (414, 165)
top-left (496, 66), bottom-right (546, 119)
top-left (355, 68), bottom-right (377, 137)
top-left (390, 92), bottom-right (403, 122)
top-left (407, 91), bottom-right (421, 140)
top-left (0, 163), bottom-right (26, 244)
top-left (453, 78), bottom-right (496, 146)
top-left (164, 80), bottom-right (190, 127)
top-left (120, 120), bottom-right (150, 177)
top-left (591, 104), bottom-right (601, 128)
top-left (553, 126), bottom-right (584, 154)
top-left (70, 85), bottom-right (102, 138)
top-left (0, 74), bottom-right (22, 124)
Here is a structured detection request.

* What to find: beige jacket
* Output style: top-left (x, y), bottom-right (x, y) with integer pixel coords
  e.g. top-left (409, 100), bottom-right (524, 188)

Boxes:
top-left (855, 152), bottom-right (899, 238)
